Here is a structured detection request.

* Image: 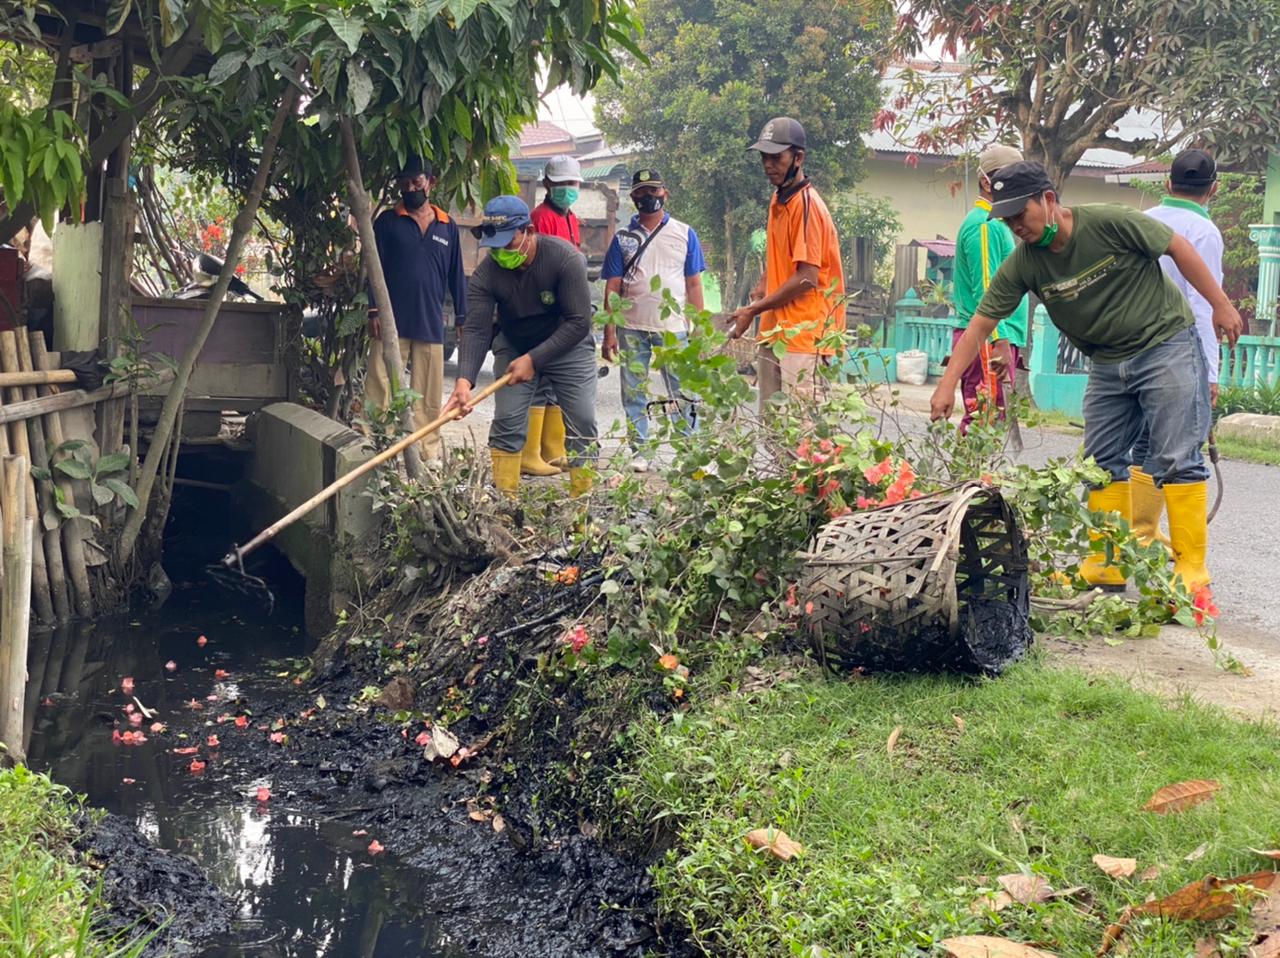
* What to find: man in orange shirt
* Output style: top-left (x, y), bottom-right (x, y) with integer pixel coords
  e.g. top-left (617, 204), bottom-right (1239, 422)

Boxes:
top-left (730, 117), bottom-right (845, 412)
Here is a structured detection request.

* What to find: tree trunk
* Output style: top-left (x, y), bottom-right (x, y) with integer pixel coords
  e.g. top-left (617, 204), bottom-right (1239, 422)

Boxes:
top-left (337, 116), bottom-right (423, 482)
top-left (116, 77), bottom-right (301, 567)
top-left (721, 200), bottom-right (739, 312)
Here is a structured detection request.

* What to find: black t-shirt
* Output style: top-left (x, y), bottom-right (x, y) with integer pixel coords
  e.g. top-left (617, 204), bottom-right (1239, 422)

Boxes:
top-left (460, 236), bottom-right (591, 382)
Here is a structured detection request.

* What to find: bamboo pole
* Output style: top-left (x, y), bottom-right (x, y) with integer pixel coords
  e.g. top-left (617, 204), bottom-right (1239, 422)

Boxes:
top-left (225, 374), bottom-right (512, 567)
top-left (0, 367), bottom-right (176, 427)
top-left (27, 335), bottom-right (93, 618)
top-left (0, 371), bottom-right (77, 387)
top-left (0, 455), bottom-right (32, 765)
top-left (0, 335), bottom-right (54, 625)
top-left (5, 332), bottom-right (70, 621)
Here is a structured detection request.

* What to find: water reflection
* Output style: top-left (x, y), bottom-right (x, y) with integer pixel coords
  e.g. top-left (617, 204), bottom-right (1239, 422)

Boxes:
top-left (23, 589), bottom-right (473, 957)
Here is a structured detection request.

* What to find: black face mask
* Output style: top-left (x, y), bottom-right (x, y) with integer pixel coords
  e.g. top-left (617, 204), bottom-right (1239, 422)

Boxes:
top-left (402, 189), bottom-right (428, 211)
top-left (634, 194), bottom-right (664, 214)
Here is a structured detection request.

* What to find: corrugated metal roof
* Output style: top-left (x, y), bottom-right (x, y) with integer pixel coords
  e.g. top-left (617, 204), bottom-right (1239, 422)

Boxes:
top-left (911, 239), bottom-right (956, 257)
top-left (518, 121), bottom-right (574, 148)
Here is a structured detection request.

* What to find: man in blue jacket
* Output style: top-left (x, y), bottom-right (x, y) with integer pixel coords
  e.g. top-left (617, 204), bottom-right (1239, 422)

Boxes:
top-left (364, 155), bottom-right (467, 461)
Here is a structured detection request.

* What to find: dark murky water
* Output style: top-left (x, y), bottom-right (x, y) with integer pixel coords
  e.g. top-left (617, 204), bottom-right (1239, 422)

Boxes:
top-left (25, 588), bottom-right (502, 956)
top-left (21, 481), bottom-right (489, 957)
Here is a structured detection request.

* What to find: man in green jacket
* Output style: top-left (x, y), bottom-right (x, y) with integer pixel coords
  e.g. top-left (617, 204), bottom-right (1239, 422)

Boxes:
top-left (950, 144), bottom-right (1028, 432)
top-left (931, 161), bottom-right (1242, 596)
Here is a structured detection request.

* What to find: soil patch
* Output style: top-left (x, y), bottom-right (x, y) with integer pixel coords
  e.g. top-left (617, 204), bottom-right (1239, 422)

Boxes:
top-left (1044, 621), bottom-right (1280, 721)
top-left (77, 813), bottom-right (237, 954)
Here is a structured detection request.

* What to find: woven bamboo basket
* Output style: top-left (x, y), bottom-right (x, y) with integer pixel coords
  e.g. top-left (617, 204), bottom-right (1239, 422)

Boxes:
top-left (798, 481), bottom-right (1032, 675)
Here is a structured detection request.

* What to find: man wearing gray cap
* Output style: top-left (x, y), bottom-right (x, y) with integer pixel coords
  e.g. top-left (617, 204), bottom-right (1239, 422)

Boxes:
top-left (730, 116), bottom-right (845, 411)
top-left (949, 143), bottom-right (1028, 432)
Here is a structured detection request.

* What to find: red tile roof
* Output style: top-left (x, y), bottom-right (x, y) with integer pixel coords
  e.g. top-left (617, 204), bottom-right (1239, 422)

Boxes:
top-left (519, 121), bottom-right (574, 148)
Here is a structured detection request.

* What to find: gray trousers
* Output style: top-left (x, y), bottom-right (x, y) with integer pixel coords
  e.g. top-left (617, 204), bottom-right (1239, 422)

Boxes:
top-left (491, 333), bottom-right (598, 465)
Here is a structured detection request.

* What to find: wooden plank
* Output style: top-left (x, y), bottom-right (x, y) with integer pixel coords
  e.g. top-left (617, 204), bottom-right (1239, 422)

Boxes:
top-left (0, 371), bottom-right (77, 387)
top-left (0, 455), bottom-right (32, 764)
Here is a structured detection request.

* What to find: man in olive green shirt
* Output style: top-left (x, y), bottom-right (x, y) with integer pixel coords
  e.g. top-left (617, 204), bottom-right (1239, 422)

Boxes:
top-left (951, 143), bottom-right (1028, 432)
top-left (931, 161), bottom-right (1242, 596)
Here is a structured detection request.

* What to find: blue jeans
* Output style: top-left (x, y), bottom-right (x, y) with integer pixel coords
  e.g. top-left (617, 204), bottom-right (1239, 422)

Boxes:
top-left (1084, 327), bottom-right (1210, 486)
top-left (490, 333), bottom-right (598, 466)
top-left (618, 328), bottom-right (693, 446)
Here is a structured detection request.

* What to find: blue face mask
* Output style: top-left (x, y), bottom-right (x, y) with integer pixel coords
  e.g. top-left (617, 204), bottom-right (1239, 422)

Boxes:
top-left (550, 186), bottom-right (579, 210)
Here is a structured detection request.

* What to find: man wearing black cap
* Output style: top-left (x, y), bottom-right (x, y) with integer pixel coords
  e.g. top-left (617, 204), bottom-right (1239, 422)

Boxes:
top-left (930, 160), bottom-right (1242, 598)
top-left (1127, 149), bottom-right (1225, 550)
top-left (445, 195), bottom-right (597, 497)
top-left (601, 168), bottom-right (707, 471)
top-left (364, 155), bottom-right (467, 461)
top-left (731, 117), bottom-right (845, 411)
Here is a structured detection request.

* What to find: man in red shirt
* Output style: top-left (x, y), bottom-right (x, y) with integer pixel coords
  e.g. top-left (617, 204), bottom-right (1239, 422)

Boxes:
top-left (522, 154), bottom-right (583, 476)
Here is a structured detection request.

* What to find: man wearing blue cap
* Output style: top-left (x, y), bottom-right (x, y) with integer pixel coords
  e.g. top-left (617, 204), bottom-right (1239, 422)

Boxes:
top-left (364, 155), bottom-right (467, 461)
top-left (445, 195), bottom-right (598, 496)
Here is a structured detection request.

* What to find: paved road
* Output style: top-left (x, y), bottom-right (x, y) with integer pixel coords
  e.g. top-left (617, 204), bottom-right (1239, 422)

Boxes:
top-left (439, 359), bottom-right (1279, 650)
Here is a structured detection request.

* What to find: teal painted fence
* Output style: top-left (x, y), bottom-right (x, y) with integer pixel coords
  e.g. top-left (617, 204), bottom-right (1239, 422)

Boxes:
top-left (1027, 301), bottom-right (1280, 414)
top-left (891, 289), bottom-right (963, 376)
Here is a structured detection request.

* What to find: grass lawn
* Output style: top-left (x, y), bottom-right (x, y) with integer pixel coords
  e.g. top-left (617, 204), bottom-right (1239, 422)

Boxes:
top-left (0, 765), bottom-right (148, 958)
top-left (1213, 433), bottom-right (1280, 467)
top-left (620, 657), bottom-right (1280, 957)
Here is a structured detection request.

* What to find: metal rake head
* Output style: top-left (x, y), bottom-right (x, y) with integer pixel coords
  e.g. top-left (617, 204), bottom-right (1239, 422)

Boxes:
top-left (207, 548), bottom-right (275, 614)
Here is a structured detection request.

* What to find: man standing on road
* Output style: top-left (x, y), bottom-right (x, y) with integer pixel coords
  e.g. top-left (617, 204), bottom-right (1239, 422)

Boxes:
top-left (1128, 149), bottom-right (1225, 548)
top-left (930, 161), bottom-right (1242, 596)
top-left (949, 143), bottom-right (1028, 433)
top-left (729, 117), bottom-right (845, 411)
top-left (520, 153), bottom-right (585, 477)
top-left (445, 196), bottom-right (598, 497)
top-left (364, 155), bottom-right (467, 462)
top-left (601, 168), bottom-right (707, 472)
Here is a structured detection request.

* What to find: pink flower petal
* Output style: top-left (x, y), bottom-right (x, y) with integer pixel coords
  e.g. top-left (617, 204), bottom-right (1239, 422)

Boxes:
top-left (165, 660), bottom-right (177, 672)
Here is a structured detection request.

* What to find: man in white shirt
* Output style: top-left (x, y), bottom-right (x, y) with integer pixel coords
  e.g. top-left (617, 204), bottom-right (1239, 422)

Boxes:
top-left (1131, 149), bottom-right (1225, 547)
top-left (601, 169), bottom-right (707, 472)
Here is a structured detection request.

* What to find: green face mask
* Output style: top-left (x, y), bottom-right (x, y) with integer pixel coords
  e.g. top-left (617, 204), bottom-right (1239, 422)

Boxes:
top-left (1035, 198), bottom-right (1059, 248)
top-left (550, 186), bottom-right (579, 209)
top-left (492, 233), bottom-right (529, 270)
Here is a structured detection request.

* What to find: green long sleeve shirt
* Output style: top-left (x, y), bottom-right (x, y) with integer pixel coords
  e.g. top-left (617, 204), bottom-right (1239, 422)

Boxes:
top-left (953, 199), bottom-right (1028, 347)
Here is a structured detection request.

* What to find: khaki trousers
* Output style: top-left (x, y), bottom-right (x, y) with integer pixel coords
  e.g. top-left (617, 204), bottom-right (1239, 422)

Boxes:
top-left (756, 346), bottom-right (830, 415)
top-left (365, 338), bottom-right (445, 460)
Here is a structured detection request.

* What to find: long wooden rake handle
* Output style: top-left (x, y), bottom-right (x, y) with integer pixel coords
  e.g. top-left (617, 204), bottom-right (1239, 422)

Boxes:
top-left (223, 374), bottom-right (512, 567)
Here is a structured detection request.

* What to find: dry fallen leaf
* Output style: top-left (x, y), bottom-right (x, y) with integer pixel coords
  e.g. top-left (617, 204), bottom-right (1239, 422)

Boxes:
top-left (1138, 864), bottom-right (1165, 881)
top-left (1143, 780), bottom-right (1221, 814)
top-left (939, 935), bottom-right (1060, 957)
top-left (745, 827), bottom-right (804, 861)
top-left (423, 725), bottom-right (460, 762)
top-left (1186, 843), bottom-right (1210, 862)
top-left (1252, 850), bottom-right (1280, 862)
top-left (1252, 938), bottom-right (1280, 958)
top-left (1193, 938), bottom-right (1221, 958)
top-left (970, 891), bottom-right (1016, 914)
top-left (998, 872), bottom-right (1053, 905)
top-left (1249, 890), bottom-right (1280, 950)
top-left (1093, 855), bottom-right (1138, 879)
top-left (1137, 871), bottom-right (1278, 922)
top-left (491, 814), bottom-right (506, 833)
top-left (887, 725), bottom-right (903, 756)
top-left (953, 714), bottom-right (966, 734)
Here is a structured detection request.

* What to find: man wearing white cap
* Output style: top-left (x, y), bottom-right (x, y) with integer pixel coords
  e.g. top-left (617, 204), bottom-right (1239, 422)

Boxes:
top-left (521, 154), bottom-right (585, 478)
top-left (949, 143), bottom-right (1028, 432)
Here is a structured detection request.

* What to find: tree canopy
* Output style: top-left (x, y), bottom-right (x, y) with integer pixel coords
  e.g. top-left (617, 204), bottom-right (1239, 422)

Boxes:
top-left (887, 0), bottom-right (1280, 184)
top-left (594, 0), bottom-right (892, 307)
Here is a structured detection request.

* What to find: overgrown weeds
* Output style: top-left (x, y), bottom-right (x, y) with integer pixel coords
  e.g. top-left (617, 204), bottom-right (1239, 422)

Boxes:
top-left (0, 765), bottom-right (151, 958)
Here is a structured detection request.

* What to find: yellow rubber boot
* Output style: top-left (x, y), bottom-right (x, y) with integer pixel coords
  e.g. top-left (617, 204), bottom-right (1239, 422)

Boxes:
top-left (1164, 480), bottom-right (1211, 591)
top-left (1128, 467), bottom-right (1171, 549)
top-left (541, 405), bottom-right (568, 468)
top-left (491, 449), bottom-right (522, 497)
top-left (568, 466), bottom-right (593, 498)
top-left (1080, 481), bottom-right (1131, 591)
top-left (520, 407), bottom-right (562, 476)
